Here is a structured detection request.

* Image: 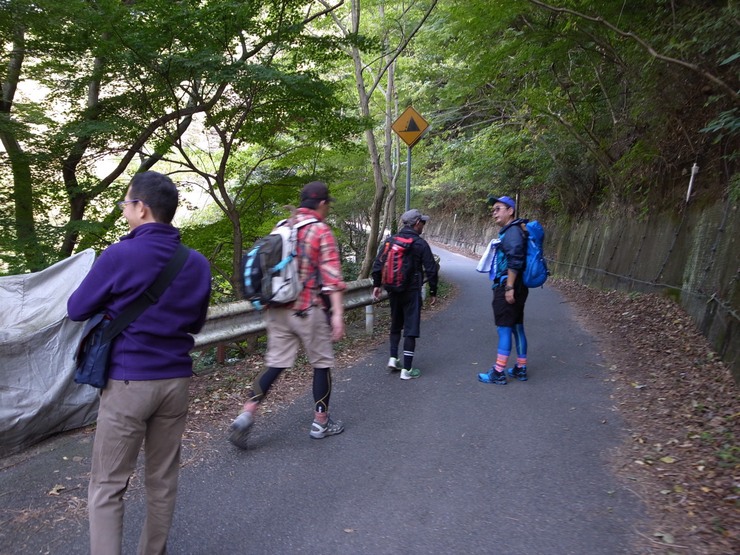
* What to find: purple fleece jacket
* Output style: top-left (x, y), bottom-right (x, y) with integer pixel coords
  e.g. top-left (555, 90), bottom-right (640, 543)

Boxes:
top-left (67, 223), bottom-right (211, 381)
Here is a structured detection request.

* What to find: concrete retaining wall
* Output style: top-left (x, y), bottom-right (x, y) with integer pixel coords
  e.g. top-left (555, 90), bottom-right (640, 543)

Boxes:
top-left (424, 200), bottom-right (739, 382)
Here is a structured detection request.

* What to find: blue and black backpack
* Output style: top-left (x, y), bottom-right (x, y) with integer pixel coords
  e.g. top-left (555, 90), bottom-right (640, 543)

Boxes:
top-left (242, 218), bottom-right (317, 309)
top-left (519, 220), bottom-right (549, 288)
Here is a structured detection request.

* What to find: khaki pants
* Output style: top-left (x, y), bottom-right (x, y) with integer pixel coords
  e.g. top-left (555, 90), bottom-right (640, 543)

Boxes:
top-left (88, 377), bottom-right (190, 555)
top-left (264, 306), bottom-right (334, 368)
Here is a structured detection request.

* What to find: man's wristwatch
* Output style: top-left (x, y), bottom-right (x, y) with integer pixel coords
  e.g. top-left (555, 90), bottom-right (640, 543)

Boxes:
top-left (505, 285), bottom-right (514, 291)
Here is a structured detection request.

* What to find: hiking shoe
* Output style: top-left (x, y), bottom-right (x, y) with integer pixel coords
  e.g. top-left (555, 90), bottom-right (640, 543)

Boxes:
top-left (387, 356), bottom-right (402, 372)
top-left (310, 417), bottom-right (344, 439)
top-left (228, 411), bottom-right (254, 449)
top-left (507, 365), bottom-right (528, 381)
top-left (400, 368), bottom-right (421, 380)
top-left (478, 369), bottom-right (507, 385)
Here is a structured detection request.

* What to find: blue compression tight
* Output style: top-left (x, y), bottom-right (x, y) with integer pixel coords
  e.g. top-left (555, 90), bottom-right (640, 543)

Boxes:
top-left (496, 324), bottom-right (528, 362)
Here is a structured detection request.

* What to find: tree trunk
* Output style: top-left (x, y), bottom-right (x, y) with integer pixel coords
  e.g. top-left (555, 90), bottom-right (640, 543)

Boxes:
top-left (1, 26), bottom-right (44, 271)
top-left (2, 137), bottom-right (43, 271)
top-left (355, 56), bottom-right (387, 279)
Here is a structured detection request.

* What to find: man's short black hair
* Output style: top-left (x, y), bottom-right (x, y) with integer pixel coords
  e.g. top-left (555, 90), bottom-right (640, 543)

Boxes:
top-left (299, 198), bottom-right (323, 210)
top-left (129, 171), bottom-right (179, 224)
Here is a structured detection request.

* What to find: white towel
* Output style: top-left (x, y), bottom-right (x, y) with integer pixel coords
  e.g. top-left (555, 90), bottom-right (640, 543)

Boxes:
top-left (476, 239), bottom-right (500, 273)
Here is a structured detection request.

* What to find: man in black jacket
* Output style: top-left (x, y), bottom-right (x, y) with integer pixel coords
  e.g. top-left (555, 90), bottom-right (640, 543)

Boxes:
top-left (372, 209), bottom-right (438, 380)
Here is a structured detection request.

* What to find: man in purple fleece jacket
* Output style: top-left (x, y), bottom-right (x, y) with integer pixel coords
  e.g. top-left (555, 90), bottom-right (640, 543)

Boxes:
top-left (67, 171), bottom-right (211, 555)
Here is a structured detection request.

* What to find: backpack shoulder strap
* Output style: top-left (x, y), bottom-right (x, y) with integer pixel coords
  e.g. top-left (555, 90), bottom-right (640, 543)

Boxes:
top-left (294, 217), bottom-right (319, 230)
top-left (293, 217), bottom-right (322, 288)
top-left (289, 217), bottom-right (319, 245)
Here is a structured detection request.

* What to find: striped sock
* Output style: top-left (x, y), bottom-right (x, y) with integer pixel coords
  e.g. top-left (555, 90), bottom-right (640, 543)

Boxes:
top-left (495, 354), bottom-right (509, 373)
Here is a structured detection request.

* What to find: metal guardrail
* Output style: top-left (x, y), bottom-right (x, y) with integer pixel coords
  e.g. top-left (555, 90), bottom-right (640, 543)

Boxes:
top-left (192, 278), bottom-right (379, 351)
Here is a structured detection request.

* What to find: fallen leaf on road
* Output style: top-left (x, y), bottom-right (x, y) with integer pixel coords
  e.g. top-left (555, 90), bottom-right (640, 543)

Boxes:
top-left (48, 484), bottom-right (66, 496)
top-left (654, 531), bottom-right (675, 544)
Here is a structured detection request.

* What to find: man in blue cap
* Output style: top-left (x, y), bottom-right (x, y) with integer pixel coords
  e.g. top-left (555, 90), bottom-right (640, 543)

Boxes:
top-left (478, 195), bottom-right (530, 384)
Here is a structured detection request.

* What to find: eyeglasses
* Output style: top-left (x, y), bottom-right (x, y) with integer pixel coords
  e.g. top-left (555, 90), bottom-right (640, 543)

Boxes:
top-left (117, 199), bottom-right (141, 209)
top-left (492, 206), bottom-right (510, 213)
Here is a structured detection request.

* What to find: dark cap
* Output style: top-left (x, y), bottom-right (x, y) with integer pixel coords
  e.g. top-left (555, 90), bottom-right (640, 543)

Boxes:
top-left (401, 208), bottom-right (430, 226)
top-left (300, 181), bottom-right (334, 202)
top-left (488, 195), bottom-right (516, 210)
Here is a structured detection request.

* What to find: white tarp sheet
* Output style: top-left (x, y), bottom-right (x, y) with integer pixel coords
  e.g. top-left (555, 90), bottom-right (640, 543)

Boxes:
top-left (1, 249), bottom-right (99, 456)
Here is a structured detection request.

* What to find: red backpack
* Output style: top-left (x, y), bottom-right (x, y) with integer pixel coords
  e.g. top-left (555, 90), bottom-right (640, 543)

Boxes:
top-left (380, 236), bottom-right (415, 292)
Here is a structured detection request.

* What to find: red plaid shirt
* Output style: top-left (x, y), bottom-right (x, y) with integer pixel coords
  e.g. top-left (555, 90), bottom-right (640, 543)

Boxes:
top-left (291, 208), bottom-right (346, 312)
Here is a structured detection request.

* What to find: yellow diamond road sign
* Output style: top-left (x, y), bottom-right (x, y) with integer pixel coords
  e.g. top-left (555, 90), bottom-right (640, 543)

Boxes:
top-left (392, 106), bottom-right (429, 148)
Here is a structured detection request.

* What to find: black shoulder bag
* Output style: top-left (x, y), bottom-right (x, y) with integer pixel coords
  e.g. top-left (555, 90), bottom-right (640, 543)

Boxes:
top-left (73, 244), bottom-right (190, 388)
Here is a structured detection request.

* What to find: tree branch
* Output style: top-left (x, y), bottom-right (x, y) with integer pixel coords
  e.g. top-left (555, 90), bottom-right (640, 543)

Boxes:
top-left (367, 0), bottom-right (438, 98)
top-left (528, 0), bottom-right (739, 103)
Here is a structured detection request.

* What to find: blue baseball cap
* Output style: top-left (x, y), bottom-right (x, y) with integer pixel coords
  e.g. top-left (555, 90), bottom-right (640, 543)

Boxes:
top-left (489, 195), bottom-right (516, 210)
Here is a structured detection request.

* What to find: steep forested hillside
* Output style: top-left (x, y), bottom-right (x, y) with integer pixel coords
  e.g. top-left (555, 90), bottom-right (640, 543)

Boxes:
top-left (406, 0), bottom-right (738, 223)
top-left (1, 1), bottom-right (737, 298)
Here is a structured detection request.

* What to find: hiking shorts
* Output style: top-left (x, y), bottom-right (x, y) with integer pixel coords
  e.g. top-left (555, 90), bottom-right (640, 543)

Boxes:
top-left (389, 289), bottom-right (422, 338)
top-left (264, 305), bottom-right (334, 368)
top-left (492, 283), bottom-right (528, 327)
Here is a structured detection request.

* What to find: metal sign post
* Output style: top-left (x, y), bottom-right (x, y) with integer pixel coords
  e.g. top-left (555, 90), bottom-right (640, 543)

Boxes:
top-left (405, 146), bottom-right (412, 211)
top-left (391, 106), bottom-right (429, 210)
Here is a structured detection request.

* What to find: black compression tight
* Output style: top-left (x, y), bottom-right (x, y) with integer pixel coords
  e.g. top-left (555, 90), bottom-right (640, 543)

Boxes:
top-left (313, 367), bottom-right (331, 414)
top-left (390, 331), bottom-right (402, 357)
top-left (248, 366), bottom-right (332, 414)
top-left (249, 366), bottom-right (285, 402)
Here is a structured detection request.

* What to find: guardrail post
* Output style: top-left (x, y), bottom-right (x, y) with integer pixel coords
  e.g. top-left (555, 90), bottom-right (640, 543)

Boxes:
top-left (365, 305), bottom-right (374, 334)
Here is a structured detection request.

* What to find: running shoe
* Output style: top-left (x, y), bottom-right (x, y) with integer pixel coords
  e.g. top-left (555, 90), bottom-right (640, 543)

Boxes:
top-left (310, 417), bottom-right (345, 439)
top-left (400, 367), bottom-right (421, 380)
top-left (507, 365), bottom-right (528, 381)
top-left (478, 369), bottom-right (507, 385)
top-left (228, 411), bottom-right (254, 449)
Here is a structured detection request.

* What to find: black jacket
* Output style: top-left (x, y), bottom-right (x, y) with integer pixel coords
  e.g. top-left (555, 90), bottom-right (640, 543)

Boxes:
top-left (371, 226), bottom-right (439, 295)
top-left (493, 218), bottom-right (528, 282)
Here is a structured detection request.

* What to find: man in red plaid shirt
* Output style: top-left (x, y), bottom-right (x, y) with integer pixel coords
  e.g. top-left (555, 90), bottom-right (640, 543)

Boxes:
top-left (229, 181), bottom-right (347, 447)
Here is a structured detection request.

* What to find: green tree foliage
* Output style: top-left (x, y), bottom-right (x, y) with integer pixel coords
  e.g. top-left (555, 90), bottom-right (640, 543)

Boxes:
top-left (2, 0), bottom-right (736, 284)
top-left (315, 0), bottom-right (439, 278)
top-left (403, 0), bottom-right (738, 220)
top-left (0, 0), bottom-right (350, 275)
top-left (164, 31), bottom-right (361, 299)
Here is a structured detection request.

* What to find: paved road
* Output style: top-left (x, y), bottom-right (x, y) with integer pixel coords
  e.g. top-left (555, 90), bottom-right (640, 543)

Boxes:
top-left (0, 246), bottom-right (643, 554)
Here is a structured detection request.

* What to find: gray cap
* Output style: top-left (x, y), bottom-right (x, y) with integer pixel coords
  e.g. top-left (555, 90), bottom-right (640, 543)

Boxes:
top-left (401, 209), bottom-right (430, 226)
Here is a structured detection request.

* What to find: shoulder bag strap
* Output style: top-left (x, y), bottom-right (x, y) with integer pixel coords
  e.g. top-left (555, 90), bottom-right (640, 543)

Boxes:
top-left (103, 243), bottom-right (190, 341)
